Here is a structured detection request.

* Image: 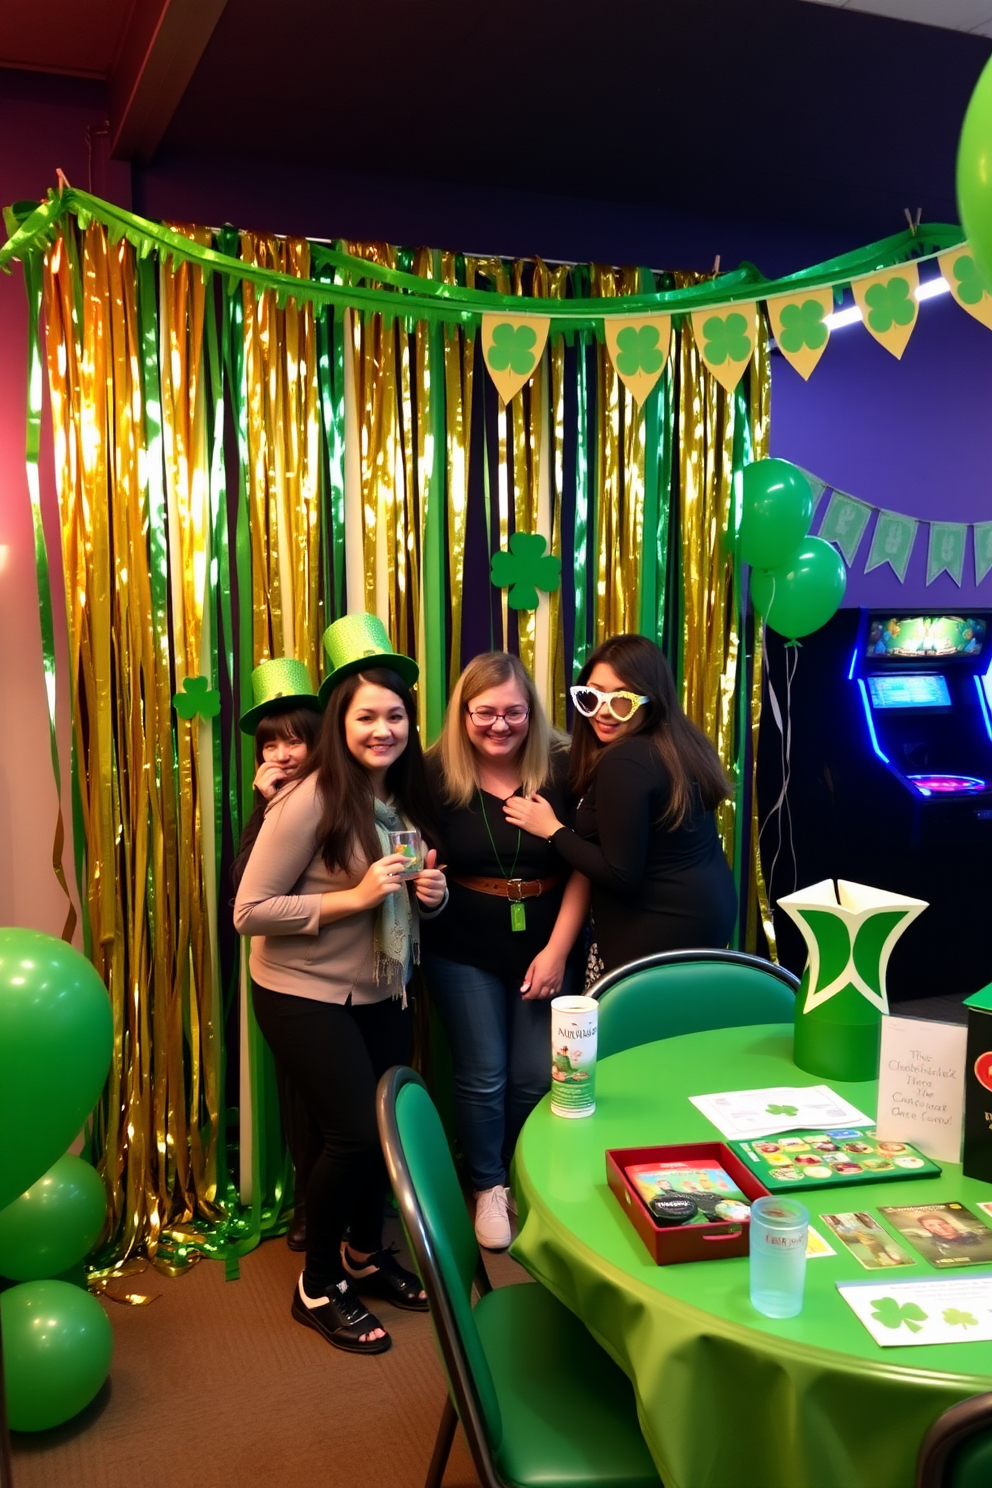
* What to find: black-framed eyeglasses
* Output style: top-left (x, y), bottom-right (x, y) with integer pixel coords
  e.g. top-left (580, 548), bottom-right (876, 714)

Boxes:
top-left (466, 705), bottom-right (531, 727)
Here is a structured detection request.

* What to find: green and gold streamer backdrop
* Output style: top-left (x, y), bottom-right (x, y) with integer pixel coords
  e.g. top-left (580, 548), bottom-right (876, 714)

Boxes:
top-left (22, 198), bottom-right (772, 1264)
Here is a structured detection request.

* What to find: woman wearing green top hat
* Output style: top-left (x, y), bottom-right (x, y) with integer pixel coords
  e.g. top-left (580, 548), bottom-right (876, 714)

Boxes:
top-left (234, 614), bottom-right (447, 1355)
top-left (232, 658), bottom-right (324, 1253)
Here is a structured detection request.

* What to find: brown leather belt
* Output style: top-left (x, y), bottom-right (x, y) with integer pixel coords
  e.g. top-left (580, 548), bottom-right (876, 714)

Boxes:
top-left (452, 873), bottom-right (563, 902)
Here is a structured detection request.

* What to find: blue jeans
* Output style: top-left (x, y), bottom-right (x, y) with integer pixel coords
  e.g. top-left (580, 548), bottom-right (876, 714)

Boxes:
top-left (425, 954), bottom-right (574, 1191)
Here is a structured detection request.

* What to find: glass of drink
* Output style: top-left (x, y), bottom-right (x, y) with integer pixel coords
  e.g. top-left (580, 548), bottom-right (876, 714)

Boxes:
top-left (749, 1195), bottom-right (809, 1318)
top-left (387, 829), bottom-right (424, 877)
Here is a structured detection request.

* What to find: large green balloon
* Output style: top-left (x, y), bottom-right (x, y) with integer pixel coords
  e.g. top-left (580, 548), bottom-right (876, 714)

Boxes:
top-left (0, 1154), bottom-right (108, 1281)
top-left (0, 929), bottom-right (113, 1213)
top-left (1, 1279), bottom-right (113, 1431)
top-left (751, 537), bottom-right (847, 640)
top-left (957, 55), bottom-right (992, 286)
top-left (740, 458), bottom-right (815, 571)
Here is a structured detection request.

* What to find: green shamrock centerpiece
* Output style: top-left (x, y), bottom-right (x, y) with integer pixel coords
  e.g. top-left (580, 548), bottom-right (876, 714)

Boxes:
top-left (490, 532), bottom-right (562, 611)
top-left (173, 675), bottom-right (221, 721)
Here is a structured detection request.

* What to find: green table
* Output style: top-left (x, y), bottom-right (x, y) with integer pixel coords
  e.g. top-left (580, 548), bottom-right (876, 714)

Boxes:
top-left (512, 1025), bottom-right (992, 1488)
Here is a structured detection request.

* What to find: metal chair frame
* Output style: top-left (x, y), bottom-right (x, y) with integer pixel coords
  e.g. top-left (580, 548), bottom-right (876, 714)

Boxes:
top-left (915, 1393), bottom-right (992, 1488)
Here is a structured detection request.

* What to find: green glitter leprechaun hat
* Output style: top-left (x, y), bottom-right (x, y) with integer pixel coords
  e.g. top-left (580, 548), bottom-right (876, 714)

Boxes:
top-left (317, 613), bottom-right (419, 705)
top-left (239, 657), bottom-right (322, 735)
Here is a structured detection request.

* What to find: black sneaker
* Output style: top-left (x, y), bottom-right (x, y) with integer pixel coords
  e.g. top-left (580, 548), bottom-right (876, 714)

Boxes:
top-left (290, 1275), bottom-right (391, 1353)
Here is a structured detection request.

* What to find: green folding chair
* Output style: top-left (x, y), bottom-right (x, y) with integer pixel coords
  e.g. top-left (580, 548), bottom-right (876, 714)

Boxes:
top-left (376, 1065), bottom-right (662, 1488)
top-left (592, 949), bottom-right (799, 1060)
top-left (916, 1393), bottom-right (992, 1488)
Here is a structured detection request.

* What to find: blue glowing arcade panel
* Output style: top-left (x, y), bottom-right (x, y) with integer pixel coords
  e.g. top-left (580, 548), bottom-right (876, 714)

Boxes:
top-left (851, 611), bottom-right (992, 799)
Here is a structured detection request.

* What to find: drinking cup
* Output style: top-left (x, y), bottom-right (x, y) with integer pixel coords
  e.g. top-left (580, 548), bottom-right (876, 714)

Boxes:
top-left (387, 829), bottom-right (424, 877)
top-left (749, 1195), bottom-right (809, 1318)
top-left (550, 996), bottom-right (597, 1118)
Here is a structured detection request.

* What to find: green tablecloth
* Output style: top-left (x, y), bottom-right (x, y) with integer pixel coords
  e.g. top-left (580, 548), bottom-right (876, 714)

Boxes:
top-left (512, 1025), bottom-right (992, 1488)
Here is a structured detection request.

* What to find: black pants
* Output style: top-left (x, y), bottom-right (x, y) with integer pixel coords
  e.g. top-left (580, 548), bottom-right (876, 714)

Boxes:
top-left (252, 985), bottom-right (411, 1283)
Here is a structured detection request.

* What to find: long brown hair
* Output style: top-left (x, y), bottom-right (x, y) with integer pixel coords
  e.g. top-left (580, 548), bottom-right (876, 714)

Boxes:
top-left (570, 634), bottom-right (731, 829)
top-left (305, 667), bottom-right (440, 873)
top-left (231, 705), bottom-right (322, 893)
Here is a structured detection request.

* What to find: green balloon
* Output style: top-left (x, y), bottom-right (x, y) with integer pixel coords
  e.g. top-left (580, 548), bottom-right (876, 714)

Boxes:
top-left (740, 458), bottom-right (814, 571)
top-left (751, 537), bottom-right (847, 639)
top-left (0, 928), bottom-right (113, 1212)
top-left (0, 1154), bottom-right (108, 1280)
top-left (957, 55), bottom-right (992, 286)
top-left (1, 1279), bottom-right (113, 1431)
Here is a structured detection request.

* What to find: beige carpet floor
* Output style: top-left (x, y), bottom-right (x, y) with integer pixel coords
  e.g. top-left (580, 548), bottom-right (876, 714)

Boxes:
top-left (9, 1223), bottom-right (529, 1488)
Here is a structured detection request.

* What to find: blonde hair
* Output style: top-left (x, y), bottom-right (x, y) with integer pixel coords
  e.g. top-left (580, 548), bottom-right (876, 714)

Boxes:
top-left (431, 652), bottom-right (559, 808)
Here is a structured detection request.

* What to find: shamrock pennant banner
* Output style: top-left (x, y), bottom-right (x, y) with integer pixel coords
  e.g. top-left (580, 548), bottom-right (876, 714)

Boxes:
top-left (927, 522), bottom-right (966, 586)
top-left (851, 264), bottom-right (919, 359)
top-left (818, 490), bottom-right (873, 567)
top-left (797, 467), bottom-right (828, 518)
top-left (490, 531), bottom-right (562, 610)
top-left (603, 314), bottom-right (672, 406)
top-left (975, 522), bottom-right (992, 586)
top-left (864, 510), bottom-right (918, 583)
top-left (938, 246), bottom-right (992, 332)
top-left (690, 303), bottom-right (758, 393)
top-left (481, 314), bottom-right (550, 404)
top-left (765, 287), bottom-right (833, 380)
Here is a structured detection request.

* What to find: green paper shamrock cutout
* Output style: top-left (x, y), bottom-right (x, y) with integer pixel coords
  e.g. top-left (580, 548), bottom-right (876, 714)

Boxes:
top-left (952, 254), bottom-right (989, 306)
top-left (863, 277), bottom-right (915, 333)
top-left (765, 1103), bottom-right (799, 1117)
top-left (173, 675), bottom-right (221, 721)
top-left (870, 1297), bottom-right (928, 1333)
top-left (701, 312), bottom-right (752, 367)
top-left (778, 299), bottom-right (828, 354)
top-left (943, 1308), bottom-right (979, 1329)
top-left (490, 532), bottom-right (562, 611)
top-left (615, 325), bottom-right (665, 376)
top-left (487, 322), bottom-right (538, 376)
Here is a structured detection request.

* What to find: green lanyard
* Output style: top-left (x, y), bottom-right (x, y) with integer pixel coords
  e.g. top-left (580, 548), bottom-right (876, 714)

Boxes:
top-left (477, 789), bottom-right (526, 932)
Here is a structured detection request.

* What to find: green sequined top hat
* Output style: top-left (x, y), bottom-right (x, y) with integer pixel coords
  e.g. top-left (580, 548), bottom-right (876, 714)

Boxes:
top-left (318, 612), bottom-right (419, 706)
top-left (239, 658), bottom-right (321, 735)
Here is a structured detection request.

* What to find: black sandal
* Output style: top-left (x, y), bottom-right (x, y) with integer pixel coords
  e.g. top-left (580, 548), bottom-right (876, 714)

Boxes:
top-left (291, 1275), bottom-right (391, 1354)
top-left (343, 1243), bottom-right (429, 1312)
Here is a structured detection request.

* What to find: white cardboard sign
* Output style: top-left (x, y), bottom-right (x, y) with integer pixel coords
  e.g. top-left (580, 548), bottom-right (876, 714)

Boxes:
top-left (874, 1016), bottom-right (967, 1163)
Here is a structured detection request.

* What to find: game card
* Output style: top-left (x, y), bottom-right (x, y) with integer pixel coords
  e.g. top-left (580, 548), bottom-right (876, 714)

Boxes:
top-left (819, 1211), bottom-right (917, 1270)
top-left (876, 1202), bottom-right (992, 1269)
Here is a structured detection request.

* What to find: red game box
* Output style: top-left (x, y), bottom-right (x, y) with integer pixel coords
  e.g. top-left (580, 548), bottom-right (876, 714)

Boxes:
top-left (606, 1142), bottom-right (771, 1264)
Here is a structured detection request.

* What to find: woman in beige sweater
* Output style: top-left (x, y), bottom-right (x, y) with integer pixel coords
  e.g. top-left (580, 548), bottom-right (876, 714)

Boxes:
top-left (234, 618), bottom-right (446, 1355)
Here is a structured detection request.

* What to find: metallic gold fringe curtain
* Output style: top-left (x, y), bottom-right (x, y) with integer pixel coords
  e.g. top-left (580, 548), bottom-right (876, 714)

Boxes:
top-left (34, 216), bottom-right (769, 1263)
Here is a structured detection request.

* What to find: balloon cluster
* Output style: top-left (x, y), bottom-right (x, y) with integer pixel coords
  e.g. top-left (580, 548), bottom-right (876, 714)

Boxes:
top-left (741, 459), bottom-right (846, 640)
top-left (0, 927), bottom-right (114, 1432)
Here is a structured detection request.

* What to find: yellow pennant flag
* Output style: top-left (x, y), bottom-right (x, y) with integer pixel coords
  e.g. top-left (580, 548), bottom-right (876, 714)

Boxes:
top-left (851, 264), bottom-right (919, 359)
top-left (481, 314), bottom-right (550, 404)
top-left (938, 245), bottom-right (992, 331)
top-left (765, 287), bottom-right (833, 380)
top-left (690, 303), bottom-right (757, 393)
top-left (603, 314), bottom-right (672, 406)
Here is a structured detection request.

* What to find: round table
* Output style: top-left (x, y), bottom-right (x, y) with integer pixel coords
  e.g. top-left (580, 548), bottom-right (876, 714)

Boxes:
top-left (512, 1025), bottom-right (992, 1488)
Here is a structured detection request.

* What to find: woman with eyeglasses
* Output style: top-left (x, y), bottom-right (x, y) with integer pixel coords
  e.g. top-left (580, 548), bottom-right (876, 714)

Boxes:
top-left (505, 633), bottom-right (736, 981)
top-left (422, 652), bottom-right (589, 1250)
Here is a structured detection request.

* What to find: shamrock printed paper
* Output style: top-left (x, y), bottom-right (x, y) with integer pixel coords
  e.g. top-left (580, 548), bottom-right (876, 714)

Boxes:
top-left (604, 314), bottom-right (672, 406)
top-left (870, 1297), bottom-right (927, 1333)
top-left (766, 287), bottom-right (833, 380)
top-left (173, 675), bottom-right (221, 721)
top-left (481, 314), bottom-right (550, 404)
top-left (690, 304), bottom-right (758, 393)
top-left (938, 246), bottom-right (992, 331)
top-left (490, 531), bottom-right (561, 611)
top-left (851, 265), bottom-right (919, 359)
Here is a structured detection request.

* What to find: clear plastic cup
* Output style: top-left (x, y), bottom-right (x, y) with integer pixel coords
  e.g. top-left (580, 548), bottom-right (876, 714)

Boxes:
top-left (749, 1195), bottom-right (809, 1318)
top-left (387, 829), bottom-right (424, 877)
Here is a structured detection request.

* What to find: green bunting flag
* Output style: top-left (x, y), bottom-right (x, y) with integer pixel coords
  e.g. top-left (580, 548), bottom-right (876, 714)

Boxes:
top-left (604, 314), bottom-right (672, 406)
top-left (927, 522), bottom-right (967, 586)
top-left (766, 287), bottom-right (832, 380)
top-left (975, 522), bottom-right (992, 587)
top-left (852, 265), bottom-right (920, 360)
top-left (690, 303), bottom-right (757, 393)
top-left (481, 314), bottom-right (550, 404)
top-left (865, 511), bottom-right (918, 583)
top-left (818, 491), bottom-right (873, 567)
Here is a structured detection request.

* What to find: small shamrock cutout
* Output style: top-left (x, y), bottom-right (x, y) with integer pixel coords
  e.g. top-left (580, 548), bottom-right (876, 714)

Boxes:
top-left (487, 322), bottom-right (538, 377)
top-left (863, 277), bottom-right (915, 334)
top-left (943, 1308), bottom-right (978, 1329)
top-left (490, 532), bottom-right (562, 611)
top-left (173, 675), bottom-right (221, 721)
top-left (701, 312), bottom-right (752, 367)
top-left (765, 1103), bottom-right (799, 1117)
top-left (778, 299), bottom-right (828, 354)
top-left (952, 254), bottom-right (989, 306)
top-left (870, 1297), bottom-right (928, 1333)
top-left (615, 325), bottom-right (665, 376)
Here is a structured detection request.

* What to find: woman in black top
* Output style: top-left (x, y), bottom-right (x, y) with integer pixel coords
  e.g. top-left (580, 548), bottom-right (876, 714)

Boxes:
top-left (423, 652), bottom-right (589, 1250)
top-left (505, 634), bottom-right (737, 979)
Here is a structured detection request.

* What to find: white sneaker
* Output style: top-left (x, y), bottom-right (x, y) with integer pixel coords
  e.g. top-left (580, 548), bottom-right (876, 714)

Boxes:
top-left (474, 1185), bottom-right (511, 1250)
top-left (504, 1186), bottom-right (517, 1217)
